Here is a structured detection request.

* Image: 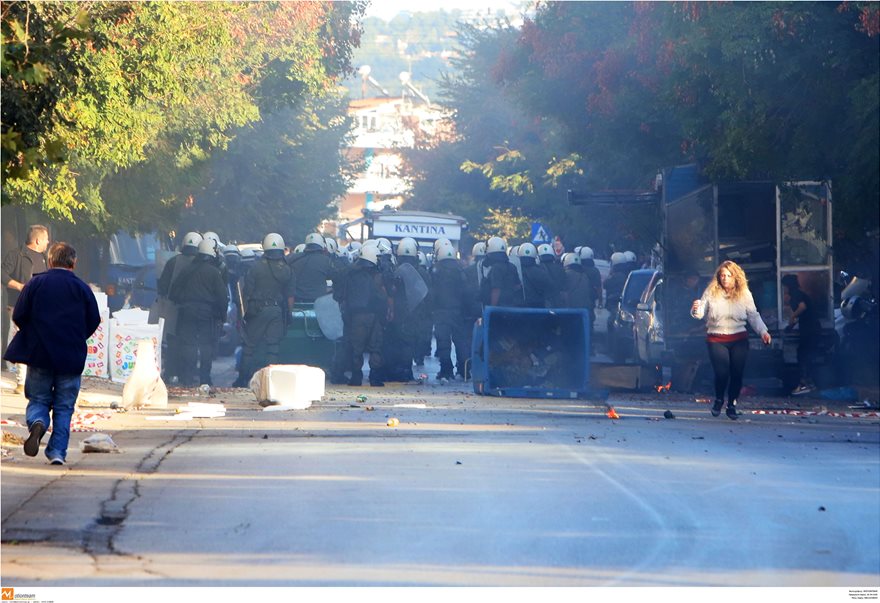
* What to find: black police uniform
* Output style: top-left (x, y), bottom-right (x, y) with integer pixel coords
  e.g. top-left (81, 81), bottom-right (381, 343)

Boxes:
top-left (236, 254), bottom-right (295, 385)
top-left (343, 258), bottom-right (389, 386)
top-left (169, 255), bottom-right (228, 386)
top-left (431, 257), bottom-right (471, 380)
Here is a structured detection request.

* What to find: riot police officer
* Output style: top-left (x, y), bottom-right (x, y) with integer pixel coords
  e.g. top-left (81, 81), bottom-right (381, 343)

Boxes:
top-left (431, 241), bottom-right (470, 381)
top-left (537, 243), bottom-right (566, 308)
top-left (169, 239), bottom-right (229, 387)
top-left (234, 233), bottom-right (295, 387)
top-left (519, 243), bottom-right (554, 308)
top-left (480, 236), bottom-right (522, 308)
top-left (288, 233), bottom-right (332, 303)
top-left (343, 245), bottom-right (390, 387)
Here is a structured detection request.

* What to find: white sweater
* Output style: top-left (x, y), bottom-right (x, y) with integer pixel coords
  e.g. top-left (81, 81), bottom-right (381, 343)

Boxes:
top-left (691, 289), bottom-right (769, 337)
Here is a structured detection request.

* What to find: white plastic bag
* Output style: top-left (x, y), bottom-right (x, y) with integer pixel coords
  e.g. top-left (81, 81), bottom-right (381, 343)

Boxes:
top-left (121, 338), bottom-right (168, 409)
top-left (80, 433), bottom-right (120, 453)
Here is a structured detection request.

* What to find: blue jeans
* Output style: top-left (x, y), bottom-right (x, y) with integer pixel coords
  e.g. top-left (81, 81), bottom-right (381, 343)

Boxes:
top-left (25, 366), bottom-right (82, 461)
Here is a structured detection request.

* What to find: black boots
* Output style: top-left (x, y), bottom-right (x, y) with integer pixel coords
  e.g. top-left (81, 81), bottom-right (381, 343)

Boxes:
top-left (711, 399), bottom-right (724, 417)
top-left (726, 401), bottom-right (738, 420)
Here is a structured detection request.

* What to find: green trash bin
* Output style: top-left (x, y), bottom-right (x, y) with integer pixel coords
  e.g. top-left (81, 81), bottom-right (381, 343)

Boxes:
top-left (278, 303), bottom-right (336, 370)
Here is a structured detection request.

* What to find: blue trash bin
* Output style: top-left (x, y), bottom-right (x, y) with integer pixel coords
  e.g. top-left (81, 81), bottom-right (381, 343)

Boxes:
top-left (471, 306), bottom-right (591, 398)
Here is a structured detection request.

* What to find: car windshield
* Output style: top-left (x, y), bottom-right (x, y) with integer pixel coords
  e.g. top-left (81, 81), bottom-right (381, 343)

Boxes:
top-left (622, 272), bottom-right (655, 309)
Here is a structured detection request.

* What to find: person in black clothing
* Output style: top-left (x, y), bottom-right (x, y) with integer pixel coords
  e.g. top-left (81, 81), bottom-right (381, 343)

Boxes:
top-left (288, 233), bottom-right (333, 303)
top-left (169, 239), bottom-right (229, 387)
top-left (2, 224), bottom-right (49, 392)
top-left (431, 242), bottom-right (470, 381)
top-left (234, 233), bottom-right (295, 387)
top-left (782, 274), bottom-right (820, 395)
top-left (519, 243), bottom-right (554, 309)
top-left (538, 244), bottom-right (565, 308)
top-left (480, 236), bottom-right (522, 309)
top-left (156, 231), bottom-right (203, 383)
top-left (384, 237), bottom-right (427, 381)
top-left (343, 245), bottom-right (390, 386)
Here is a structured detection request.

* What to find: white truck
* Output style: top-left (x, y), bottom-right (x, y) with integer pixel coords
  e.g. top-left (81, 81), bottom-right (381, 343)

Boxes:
top-left (338, 208), bottom-right (469, 255)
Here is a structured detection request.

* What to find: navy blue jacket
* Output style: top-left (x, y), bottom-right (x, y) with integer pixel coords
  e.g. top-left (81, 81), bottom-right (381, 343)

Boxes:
top-left (3, 268), bottom-right (101, 374)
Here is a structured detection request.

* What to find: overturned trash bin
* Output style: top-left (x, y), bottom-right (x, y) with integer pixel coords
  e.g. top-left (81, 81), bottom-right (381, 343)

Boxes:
top-left (471, 307), bottom-right (590, 398)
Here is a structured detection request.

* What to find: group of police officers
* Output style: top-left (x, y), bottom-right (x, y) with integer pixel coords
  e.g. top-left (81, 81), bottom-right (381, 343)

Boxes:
top-left (156, 229), bottom-right (642, 388)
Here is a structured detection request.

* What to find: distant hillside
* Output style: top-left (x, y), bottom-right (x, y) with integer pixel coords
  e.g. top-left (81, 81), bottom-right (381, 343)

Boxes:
top-left (342, 8), bottom-right (520, 104)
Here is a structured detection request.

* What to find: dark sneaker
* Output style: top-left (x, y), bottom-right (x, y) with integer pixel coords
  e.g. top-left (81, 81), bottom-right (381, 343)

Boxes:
top-left (48, 457), bottom-right (65, 466)
top-left (711, 399), bottom-right (724, 417)
top-left (24, 421), bottom-right (46, 457)
top-left (792, 384), bottom-right (816, 396)
top-left (726, 405), bottom-right (738, 420)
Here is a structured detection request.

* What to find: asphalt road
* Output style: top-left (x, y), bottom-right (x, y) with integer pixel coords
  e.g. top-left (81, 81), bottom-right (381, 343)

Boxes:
top-left (2, 371), bottom-right (878, 588)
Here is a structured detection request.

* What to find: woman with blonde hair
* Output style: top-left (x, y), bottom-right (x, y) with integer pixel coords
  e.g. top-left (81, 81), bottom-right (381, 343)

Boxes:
top-left (691, 260), bottom-right (772, 419)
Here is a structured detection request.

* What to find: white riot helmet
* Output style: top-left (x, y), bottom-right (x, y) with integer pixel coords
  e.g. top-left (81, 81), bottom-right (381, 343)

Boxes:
top-left (197, 239), bottom-right (217, 257)
top-left (418, 251), bottom-right (427, 267)
top-left (518, 242), bottom-right (538, 258)
top-left (396, 237), bottom-right (418, 258)
top-left (433, 237), bottom-right (451, 254)
top-left (579, 246), bottom-right (594, 260)
top-left (304, 232), bottom-right (326, 250)
top-left (472, 241), bottom-right (486, 258)
top-left (293, 243), bottom-right (306, 255)
top-left (508, 245), bottom-right (519, 257)
top-left (324, 237), bottom-right (339, 255)
top-left (537, 243), bottom-right (554, 257)
top-left (376, 237), bottom-right (393, 255)
top-left (486, 236), bottom-right (507, 254)
top-left (610, 252), bottom-right (627, 266)
top-left (222, 244), bottom-right (240, 257)
top-left (436, 241), bottom-right (457, 260)
top-left (182, 232), bottom-right (203, 249)
top-left (203, 232), bottom-right (221, 246)
top-left (624, 250), bottom-right (637, 263)
top-left (360, 245), bottom-right (379, 265)
top-left (262, 233), bottom-right (285, 252)
top-left (574, 246), bottom-right (582, 255)
top-left (346, 241), bottom-right (362, 258)
top-left (562, 252), bottom-right (580, 267)
top-left (240, 247), bottom-right (256, 259)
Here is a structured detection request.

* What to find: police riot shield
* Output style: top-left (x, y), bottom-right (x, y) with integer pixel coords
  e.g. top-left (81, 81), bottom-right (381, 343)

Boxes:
top-left (508, 254), bottom-right (525, 301)
top-left (396, 262), bottom-right (428, 312)
top-left (313, 293), bottom-right (344, 341)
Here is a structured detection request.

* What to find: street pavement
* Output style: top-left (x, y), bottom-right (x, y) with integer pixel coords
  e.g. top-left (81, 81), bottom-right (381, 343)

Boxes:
top-left (1, 356), bottom-right (878, 588)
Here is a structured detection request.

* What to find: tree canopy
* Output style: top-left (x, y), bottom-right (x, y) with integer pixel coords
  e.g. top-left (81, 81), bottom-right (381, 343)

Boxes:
top-left (2, 0), bottom-right (366, 237)
top-left (404, 1), bottom-right (879, 260)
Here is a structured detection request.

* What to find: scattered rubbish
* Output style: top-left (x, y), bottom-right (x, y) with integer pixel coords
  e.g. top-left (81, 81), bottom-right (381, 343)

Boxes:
top-left (365, 406), bottom-right (375, 411)
top-left (356, 395), bottom-right (367, 404)
top-left (121, 339), bottom-right (168, 409)
top-left (70, 412), bottom-right (113, 432)
top-left (262, 434), bottom-right (269, 439)
top-left (3, 431), bottom-right (24, 446)
top-left (654, 382), bottom-right (671, 393)
top-left (818, 506), bottom-right (826, 512)
top-left (664, 410), bottom-right (675, 419)
top-left (394, 403), bottom-right (427, 409)
top-left (80, 433), bottom-right (121, 453)
top-left (386, 417), bottom-right (400, 427)
top-left (692, 436), bottom-right (705, 440)
top-left (606, 408), bottom-right (620, 420)
top-left (198, 384), bottom-right (211, 396)
top-left (695, 396), bottom-right (712, 404)
top-left (146, 402), bottom-right (226, 421)
top-left (455, 461), bottom-right (462, 465)
top-left (0, 419), bottom-right (23, 427)
top-left (588, 435), bottom-right (598, 440)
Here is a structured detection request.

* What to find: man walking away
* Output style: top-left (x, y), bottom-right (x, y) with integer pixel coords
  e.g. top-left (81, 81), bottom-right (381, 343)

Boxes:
top-left (4, 242), bottom-right (100, 465)
top-left (2, 224), bottom-right (50, 393)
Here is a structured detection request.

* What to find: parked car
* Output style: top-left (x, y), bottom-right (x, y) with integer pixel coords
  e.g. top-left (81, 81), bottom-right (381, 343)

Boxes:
top-left (606, 268), bottom-right (659, 362)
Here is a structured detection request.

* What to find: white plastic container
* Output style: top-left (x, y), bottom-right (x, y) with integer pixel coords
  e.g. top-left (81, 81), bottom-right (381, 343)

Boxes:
top-left (250, 365), bottom-right (325, 410)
